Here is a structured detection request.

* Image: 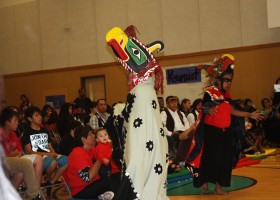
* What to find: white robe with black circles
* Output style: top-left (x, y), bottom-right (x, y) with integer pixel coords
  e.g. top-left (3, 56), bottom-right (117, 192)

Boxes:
top-left (120, 77), bottom-right (169, 200)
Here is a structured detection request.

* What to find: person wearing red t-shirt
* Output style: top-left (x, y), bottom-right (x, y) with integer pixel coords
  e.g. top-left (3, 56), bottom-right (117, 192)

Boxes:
top-left (0, 107), bottom-right (42, 200)
top-left (186, 54), bottom-right (262, 195)
top-left (95, 128), bottom-right (120, 178)
top-left (0, 107), bottom-right (43, 191)
top-left (65, 125), bottom-right (118, 199)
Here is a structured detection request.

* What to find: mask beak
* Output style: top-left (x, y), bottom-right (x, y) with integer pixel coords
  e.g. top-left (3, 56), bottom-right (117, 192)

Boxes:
top-left (147, 41), bottom-right (164, 53)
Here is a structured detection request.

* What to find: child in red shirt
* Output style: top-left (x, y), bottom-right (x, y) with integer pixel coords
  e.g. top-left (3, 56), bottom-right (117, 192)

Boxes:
top-left (95, 128), bottom-right (120, 178)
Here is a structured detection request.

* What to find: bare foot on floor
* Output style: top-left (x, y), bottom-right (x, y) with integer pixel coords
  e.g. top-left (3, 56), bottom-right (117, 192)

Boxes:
top-left (214, 189), bottom-right (230, 195)
top-left (201, 183), bottom-right (208, 195)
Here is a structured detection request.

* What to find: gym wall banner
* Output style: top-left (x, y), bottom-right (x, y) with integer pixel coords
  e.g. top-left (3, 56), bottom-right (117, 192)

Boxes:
top-left (166, 66), bottom-right (201, 85)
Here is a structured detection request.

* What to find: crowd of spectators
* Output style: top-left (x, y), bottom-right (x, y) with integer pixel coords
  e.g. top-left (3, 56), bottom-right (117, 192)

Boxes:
top-left (0, 79), bottom-right (279, 199)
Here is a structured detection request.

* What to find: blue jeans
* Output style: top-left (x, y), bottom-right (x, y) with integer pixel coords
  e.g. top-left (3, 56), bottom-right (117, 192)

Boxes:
top-left (43, 155), bottom-right (68, 170)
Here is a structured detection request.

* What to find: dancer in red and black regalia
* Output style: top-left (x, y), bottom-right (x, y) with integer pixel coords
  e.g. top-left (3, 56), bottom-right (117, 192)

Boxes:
top-left (186, 54), bottom-right (263, 195)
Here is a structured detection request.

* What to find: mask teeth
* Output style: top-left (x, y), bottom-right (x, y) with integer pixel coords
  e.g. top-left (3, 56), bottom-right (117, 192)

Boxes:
top-left (117, 57), bottom-right (133, 73)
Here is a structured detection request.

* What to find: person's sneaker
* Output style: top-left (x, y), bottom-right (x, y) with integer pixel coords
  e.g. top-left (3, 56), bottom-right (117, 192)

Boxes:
top-left (98, 191), bottom-right (114, 200)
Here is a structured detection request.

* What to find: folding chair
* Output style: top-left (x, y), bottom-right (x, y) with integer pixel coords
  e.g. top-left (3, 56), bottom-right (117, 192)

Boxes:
top-left (39, 176), bottom-right (71, 200)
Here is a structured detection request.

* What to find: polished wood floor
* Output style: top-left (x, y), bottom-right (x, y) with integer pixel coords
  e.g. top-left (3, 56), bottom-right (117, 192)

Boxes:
top-left (32, 148), bottom-right (280, 200)
top-left (170, 148), bottom-right (280, 200)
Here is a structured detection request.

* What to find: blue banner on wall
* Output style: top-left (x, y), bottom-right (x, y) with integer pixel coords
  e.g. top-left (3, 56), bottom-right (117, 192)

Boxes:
top-left (166, 66), bottom-right (201, 85)
top-left (45, 95), bottom-right (65, 109)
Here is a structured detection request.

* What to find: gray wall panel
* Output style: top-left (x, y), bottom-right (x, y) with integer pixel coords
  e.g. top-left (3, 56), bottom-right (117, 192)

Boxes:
top-left (161, 0), bottom-right (201, 55)
top-left (240, 0), bottom-right (280, 46)
top-left (67, 0), bottom-right (98, 67)
top-left (127, 0), bottom-right (163, 47)
top-left (1, 0), bottom-right (280, 74)
top-left (199, 0), bottom-right (242, 51)
top-left (95, 0), bottom-right (128, 63)
top-left (0, 6), bottom-right (17, 74)
top-left (39, 0), bottom-right (68, 70)
top-left (15, 0), bottom-right (42, 73)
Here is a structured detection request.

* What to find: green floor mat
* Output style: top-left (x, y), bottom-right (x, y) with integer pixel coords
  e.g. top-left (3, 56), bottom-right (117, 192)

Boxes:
top-left (167, 168), bottom-right (190, 179)
top-left (167, 175), bottom-right (256, 195)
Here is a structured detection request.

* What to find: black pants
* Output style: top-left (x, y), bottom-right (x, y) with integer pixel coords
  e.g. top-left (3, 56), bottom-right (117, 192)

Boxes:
top-left (73, 177), bottom-right (118, 199)
top-left (194, 124), bottom-right (232, 187)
